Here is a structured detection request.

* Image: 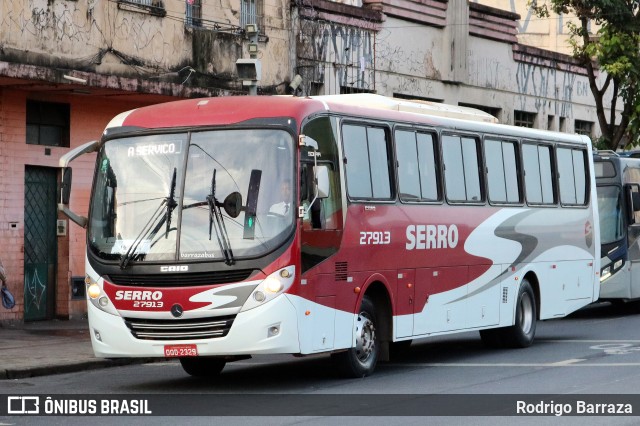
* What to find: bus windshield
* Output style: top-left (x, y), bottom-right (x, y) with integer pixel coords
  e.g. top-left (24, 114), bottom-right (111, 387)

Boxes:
top-left (88, 128), bottom-right (295, 264)
top-left (597, 185), bottom-right (624, 245)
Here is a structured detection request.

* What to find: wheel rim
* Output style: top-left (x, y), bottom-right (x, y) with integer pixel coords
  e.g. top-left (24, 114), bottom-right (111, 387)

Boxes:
top-left (518, 291), bottom-right (534, 335)
top-left (354, 311), bottom-right (376, 365)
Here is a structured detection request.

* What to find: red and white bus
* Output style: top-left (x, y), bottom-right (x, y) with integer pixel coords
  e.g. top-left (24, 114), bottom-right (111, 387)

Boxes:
top-left (60, 94), bottom-right (600, 377)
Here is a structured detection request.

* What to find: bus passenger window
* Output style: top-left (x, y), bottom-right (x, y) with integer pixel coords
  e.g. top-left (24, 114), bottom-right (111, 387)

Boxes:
top-left (343, 124), bottom-right (393, 200)
top-left (395, 129), bottom-right (439, 202)
top-left (485, 139), bottom-right (520, 204)
top-left (523, 143), bottom-right (555, 205)
top-left (442, 134), bottom-right (482, 202)
top-left (557, 147), bottom-right (588, 206)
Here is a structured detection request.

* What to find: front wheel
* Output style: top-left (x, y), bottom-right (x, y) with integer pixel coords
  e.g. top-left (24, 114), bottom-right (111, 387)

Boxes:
top-left (179, 357), bottom-right (226, 377)
top-left (332, 296), bottom-right (380, 378)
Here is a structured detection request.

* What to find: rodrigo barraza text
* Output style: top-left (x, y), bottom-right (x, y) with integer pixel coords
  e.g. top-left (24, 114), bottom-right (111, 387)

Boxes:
top-left (516, 400), bottom-right (632, 416)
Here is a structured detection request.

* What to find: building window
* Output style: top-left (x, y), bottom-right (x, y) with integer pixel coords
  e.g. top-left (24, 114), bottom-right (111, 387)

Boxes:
top-left (575, 120), bottom-right (593, 137)
top-left (240, 0), bottom-right (265, 34)
top-left (559, 117), bottom-right (567, 132)
top-left (26, 100), bottom-right (70, 147)
top-left (547, 115), bottom-right (555, 130)
top-left (514, 110), bottom-right (536, 128)
top-left (185, 0), bottom-right (202, 27)
top-left (117, 0), bottom-right (166, 16)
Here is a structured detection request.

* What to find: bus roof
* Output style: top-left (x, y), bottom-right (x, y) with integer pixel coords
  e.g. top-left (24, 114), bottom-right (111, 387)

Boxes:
top-left (313, 94), bottom-right (499, 123)
top-left (106, 94), bottom-right (589, 147)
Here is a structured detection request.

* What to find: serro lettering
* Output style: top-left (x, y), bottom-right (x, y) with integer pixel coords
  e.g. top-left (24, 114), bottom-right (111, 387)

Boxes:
top-left (406, 224), bottom-right (459, 250)
top-left (115, 290), bottom-right (163, 301)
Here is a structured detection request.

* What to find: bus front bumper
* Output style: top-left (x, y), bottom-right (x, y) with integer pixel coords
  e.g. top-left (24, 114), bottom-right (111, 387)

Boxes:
top-left (87, 294), bottom-right (301, 358)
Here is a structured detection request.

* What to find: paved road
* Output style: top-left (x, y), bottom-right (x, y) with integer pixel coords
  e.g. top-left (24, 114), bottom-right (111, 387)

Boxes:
top-left (2, 301), bottom-right (640, 425)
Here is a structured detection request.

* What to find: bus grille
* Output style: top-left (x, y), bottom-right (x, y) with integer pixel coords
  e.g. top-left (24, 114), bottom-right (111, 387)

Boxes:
top-left (107, 269), bottom-right (256, 287)
top-left (123, 315), bottom-right (235, 340)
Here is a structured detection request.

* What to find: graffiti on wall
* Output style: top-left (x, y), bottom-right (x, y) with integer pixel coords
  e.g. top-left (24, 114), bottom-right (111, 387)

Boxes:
top-left (1, 0), bottom-right (190, 73)
top-left (516, 61), bottom-right (577, 117)
top-left (374, 30), bottom-right (439, 97)
top-left (468, 49), bottom-right (579, 117)
top-left (297, 19), bottom-right (375, 94)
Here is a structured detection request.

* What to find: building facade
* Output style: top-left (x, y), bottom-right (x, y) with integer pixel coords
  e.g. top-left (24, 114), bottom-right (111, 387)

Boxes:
top-left (0, 0), bottom-right (291, 322)
top-left (0, 0), bottom-right (621, 322)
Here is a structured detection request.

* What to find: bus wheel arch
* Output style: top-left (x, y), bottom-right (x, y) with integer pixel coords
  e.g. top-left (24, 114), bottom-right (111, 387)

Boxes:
top-left (362, 281), bottom-right (393, 362)
top-left (503, 276), bottom-right (537, 348)
top-left (331, 280), bottom-right (392, 377)
top-left (523, 271), bottom-right (541, 321)
top-left (480, 274), bottom-right (538, 349)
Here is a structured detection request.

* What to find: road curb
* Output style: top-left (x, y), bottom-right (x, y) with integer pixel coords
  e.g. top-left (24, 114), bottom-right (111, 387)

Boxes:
top-left (0, 358), bottom-right (158, 380)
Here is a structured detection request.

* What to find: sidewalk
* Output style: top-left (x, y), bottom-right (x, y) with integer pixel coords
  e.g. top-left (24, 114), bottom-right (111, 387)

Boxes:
top-left (0, 318), bottom-right (149, 380)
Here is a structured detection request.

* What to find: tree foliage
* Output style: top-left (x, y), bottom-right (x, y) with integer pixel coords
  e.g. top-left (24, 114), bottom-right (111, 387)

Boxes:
top-left (531, 1), bottom-right (640, 149)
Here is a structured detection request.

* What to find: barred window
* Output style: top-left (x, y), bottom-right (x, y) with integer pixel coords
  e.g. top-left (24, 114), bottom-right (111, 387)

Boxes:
top-left (574, 120), bottom-right (593, 137)
top-left (185, 0), bottom-right (202, 27)
top-left (117, 0), bottom-right (166, 16)
top-left (240, 0), bottom-right (265, 34)
top-left (514, 110), bottom-right (536, 128)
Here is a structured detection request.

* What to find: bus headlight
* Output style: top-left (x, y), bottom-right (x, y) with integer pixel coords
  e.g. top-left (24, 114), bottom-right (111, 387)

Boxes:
top-left (613, 259), bottom-right (624, 271)
top-left (85, 275), bottom-right (119, 316)
top-left (88, 283), bottom-right (101, 299)
top-left (240, 266), bottom-right (295, 312)
top-left (600, 258), bottom-right (625, 283)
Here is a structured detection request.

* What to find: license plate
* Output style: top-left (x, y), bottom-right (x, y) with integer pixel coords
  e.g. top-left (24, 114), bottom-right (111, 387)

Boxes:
top-left (164, 344), bottom-right (198, 357)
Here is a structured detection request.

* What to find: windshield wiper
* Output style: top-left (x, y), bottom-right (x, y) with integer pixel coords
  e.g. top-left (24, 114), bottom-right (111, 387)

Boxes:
top-left (207, 169), bottom-right (235, 265)
top-left (119, 168), bottom-right (178, 269)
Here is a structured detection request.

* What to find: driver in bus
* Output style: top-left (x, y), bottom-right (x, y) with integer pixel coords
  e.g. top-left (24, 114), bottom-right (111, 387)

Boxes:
top-left (269, 181), bottom-right (292, 216)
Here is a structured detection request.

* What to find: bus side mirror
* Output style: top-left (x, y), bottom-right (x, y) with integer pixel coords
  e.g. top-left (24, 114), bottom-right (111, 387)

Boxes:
top-left (58, 140), bottom-right (99, 228)
top-left (625, 184), bottom-right (640, 225)
top-left (61, 167), bottom-right (72, 205)
top-left (315, 165), bottom-right (330, 199)
top-left (633, 192), bottom-right (640, 212)
top-left (223, 191), bottom-right (243, 218)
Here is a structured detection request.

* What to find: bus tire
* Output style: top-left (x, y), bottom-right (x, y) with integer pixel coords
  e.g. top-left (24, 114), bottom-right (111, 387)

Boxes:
top-left (332, 296), bottom-right (380, 378)
top-left (179, 357), bottom-right (226, 377)
top-left (501, 279), bottom-right (537, 348)
top-left (479, 328), bottom-right (504, 348)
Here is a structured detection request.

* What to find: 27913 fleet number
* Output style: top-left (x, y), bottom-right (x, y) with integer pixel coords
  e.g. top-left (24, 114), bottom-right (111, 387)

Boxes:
top-left (133, 301), bottom-right (164, 308)
top-left (359, 231), bottom-right (391, 245)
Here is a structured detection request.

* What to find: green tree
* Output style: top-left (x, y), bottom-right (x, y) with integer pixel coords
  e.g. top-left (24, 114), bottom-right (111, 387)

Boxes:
top-left (531, 1), bottom-right (640, 149)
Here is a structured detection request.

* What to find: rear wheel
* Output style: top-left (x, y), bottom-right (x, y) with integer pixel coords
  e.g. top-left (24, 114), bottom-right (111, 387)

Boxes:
top-left (479, 328), bottom-right (503, 348)
top-left (332, 296), bottom-right (379, 378)
top-left (480, 279), bottom-right (536, 349)
top-left (179, 357), bottom-right (226, 377)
